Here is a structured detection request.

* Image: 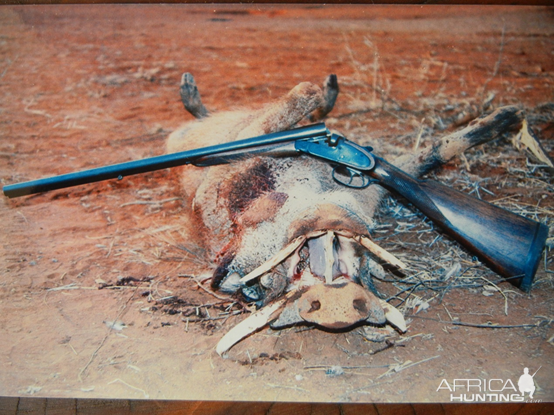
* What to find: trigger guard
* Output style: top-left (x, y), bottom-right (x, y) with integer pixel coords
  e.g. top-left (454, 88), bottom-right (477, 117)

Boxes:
top-left (332, 166), bottom-right (373, 189)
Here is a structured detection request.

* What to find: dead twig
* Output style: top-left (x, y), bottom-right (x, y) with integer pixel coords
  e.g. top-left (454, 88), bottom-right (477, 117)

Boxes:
top-left (120, 197), bottom-right (181, 208)
top-left (412, 315), bottom-right (539, 329)
top-left (479, 276), bottom-right (510, 316)
top-left (304, 364), bottom-right (391, 371)
top-left (479, 23), bottom-right (506, 109)
top-left (185, 276), bottom-right (234, 301)
top-left (452, 321), bottom-right (537, 329)
top-left (181, 309), bottom-right (242, 323)
top-left (370, 339), bottom-right (404, 355)
top-left (376, 355), bottom-right (440, 379)
top-left (266, 383), bottom-right (309, 393)
top-left (78, 289), bottom-right (138, 382)
top-left (107, 378), bottom-right (149, 398)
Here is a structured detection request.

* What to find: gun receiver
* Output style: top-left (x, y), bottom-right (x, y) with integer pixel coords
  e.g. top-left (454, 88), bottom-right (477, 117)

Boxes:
top-left (2, 123), bottom-right (548, 291)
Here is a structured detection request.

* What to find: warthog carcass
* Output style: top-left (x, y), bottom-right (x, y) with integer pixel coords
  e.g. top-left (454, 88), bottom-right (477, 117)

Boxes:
top-left (166, 73), bottom-right (535, 354)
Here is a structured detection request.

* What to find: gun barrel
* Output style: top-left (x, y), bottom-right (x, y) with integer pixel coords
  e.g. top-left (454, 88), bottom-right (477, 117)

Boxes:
top-left (3, 123), bottom-right (329, 198)
top-left (532, 366), bottom-right (542, 377)
top-left (368, 157), bottom-right (548, 292)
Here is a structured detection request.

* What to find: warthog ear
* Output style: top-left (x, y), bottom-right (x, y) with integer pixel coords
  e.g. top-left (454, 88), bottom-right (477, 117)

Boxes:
top-left (179, 73), bottom-right (209, 119)
top-left (306, 74), bottom-right (339, 122)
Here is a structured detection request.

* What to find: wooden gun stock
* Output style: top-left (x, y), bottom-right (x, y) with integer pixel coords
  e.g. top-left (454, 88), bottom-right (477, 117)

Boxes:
top-left (369, 157), bottom-right (548, 292)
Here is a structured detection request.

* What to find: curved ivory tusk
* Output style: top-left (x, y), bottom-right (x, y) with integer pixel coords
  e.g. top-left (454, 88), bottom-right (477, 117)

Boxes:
top-left (357, 235), bottom-right (407, 269)
top-left (239, 230), bottom-right (331, 284)
top-left (215, 297), bottom-right (287, 356)
top-left (379, 299), bottom-right (407, 332)
top-left (239, 235), bottom-right (307, 284)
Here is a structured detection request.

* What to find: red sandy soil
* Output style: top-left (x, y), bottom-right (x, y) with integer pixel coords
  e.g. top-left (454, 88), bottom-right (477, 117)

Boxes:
top-left (0, 4), bottom-right (553, 403)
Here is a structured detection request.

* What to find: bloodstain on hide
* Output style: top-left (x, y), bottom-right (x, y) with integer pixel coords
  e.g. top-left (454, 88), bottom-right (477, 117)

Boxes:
top-left (225, 160), bottom-right (277, 217)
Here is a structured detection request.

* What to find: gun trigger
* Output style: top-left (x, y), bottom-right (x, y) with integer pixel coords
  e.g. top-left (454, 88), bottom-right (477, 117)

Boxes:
top-left (332, 166), bottom-right (375, 189)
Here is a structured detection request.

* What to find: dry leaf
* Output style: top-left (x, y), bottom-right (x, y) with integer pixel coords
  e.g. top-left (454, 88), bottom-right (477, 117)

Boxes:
top-left (512, 119), bottom-right (553, 168)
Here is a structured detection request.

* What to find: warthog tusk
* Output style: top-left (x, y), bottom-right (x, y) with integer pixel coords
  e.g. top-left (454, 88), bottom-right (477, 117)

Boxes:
top-left (322, 230), bottom-right (335, 284)
top-left (239, 230), bottom-right (328, 284)
top-left (215, 295), bottom-right (289, 356)
top-left (240, 235), bottom-right (307, 284)
top-left (240, 230), bottom-right (406, 286)
top-left (357, 235), bottom-right (407, 270)
top-left (215, 288), bottom-right (408, 355)
top-left (379, 299), bottom-right (407, 332)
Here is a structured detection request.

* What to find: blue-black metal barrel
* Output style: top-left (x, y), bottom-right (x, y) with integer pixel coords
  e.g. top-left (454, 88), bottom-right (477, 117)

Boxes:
top-left (3, 123), bottom-right (329, 198)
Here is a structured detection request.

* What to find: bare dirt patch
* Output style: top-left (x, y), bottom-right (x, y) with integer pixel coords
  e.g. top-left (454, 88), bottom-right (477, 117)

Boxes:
top-left (0, 5), bottom-right (553, 403)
